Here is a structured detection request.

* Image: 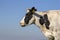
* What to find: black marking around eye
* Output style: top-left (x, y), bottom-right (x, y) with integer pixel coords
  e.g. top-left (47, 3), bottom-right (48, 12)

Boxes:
top-left (24, 7), bottom-right (37, 24)
top-left (24, 12), bottom-right (33, 24)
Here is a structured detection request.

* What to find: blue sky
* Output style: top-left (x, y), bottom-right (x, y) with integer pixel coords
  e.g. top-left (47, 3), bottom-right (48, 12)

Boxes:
top-left (0, 0), bottom-right (60, 40)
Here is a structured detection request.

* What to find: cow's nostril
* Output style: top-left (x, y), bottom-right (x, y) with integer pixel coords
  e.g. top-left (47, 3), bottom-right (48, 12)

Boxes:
top-left (20, 22), bottom-right (23, 25)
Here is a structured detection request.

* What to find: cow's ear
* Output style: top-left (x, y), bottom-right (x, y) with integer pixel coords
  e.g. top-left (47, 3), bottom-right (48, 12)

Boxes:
top-left (32, 7), bottom-right (37, 11)
top-left (30, 7), bottom-right (37, 12)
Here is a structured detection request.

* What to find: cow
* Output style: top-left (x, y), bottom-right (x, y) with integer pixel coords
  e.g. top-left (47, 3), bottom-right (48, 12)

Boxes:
top-left (20, 7), bottom-right (60, 40)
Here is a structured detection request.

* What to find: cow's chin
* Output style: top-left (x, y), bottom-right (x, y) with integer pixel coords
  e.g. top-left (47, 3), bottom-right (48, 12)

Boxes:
top-left (20, 25), bottom-right (26, 27)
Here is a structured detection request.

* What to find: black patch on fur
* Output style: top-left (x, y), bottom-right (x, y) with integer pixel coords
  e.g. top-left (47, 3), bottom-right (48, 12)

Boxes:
top-left (48, 35), bottom-right (55, 40)
top-left (44, 14), bottom-right (50, 29)
top-left (39, 16), bottom-right (44, 25)
top-left (39, 14), bottom-right (50, 29)
top-left (24, 12), bottom-right (33, 24)
top-left (24, 7), bottom-right (37, 24)
top-left (52, 36), bottom-right (55, 40)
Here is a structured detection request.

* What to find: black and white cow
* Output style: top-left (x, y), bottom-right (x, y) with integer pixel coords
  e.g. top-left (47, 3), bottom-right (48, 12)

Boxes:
top-left (20, 7), bottom-right (60, 40)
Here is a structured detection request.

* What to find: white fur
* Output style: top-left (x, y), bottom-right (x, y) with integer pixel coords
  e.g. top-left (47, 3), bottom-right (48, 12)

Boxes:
top-left (26, 9), bottom-right (30, 12)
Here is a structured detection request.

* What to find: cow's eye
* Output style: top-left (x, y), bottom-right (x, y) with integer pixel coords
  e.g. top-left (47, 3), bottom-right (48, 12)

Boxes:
top-left (26, 13), bottom-right (31, 16)
top-left (25, 14), bottom-right (29, 17)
